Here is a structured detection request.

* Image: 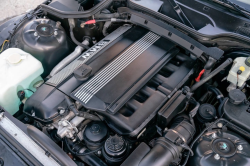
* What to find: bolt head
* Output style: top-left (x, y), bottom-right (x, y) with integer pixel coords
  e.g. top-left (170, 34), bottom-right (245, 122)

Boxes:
top-left (212, 133), bottom-right (217, 139)
top-left (54, 31), bottom-right (58, 36)
top-left (41, 20), bottom-right (46, 24)
top-left (34, 32), bottom-right (38, 36)
top-left (217, 123), bottom-right (223, 128)
top-left (97, 151), bottom-right (101, 155)
top-left (237, 145), bottom-right (243, 151)
top-left (214, 154), bottom-right (220, 160)
top-left (80, 23), bottom-right (85, 28)
top-left (59, 109), bottom-right (65, 114)
top-left (56, 21), bottom-right (61, 28)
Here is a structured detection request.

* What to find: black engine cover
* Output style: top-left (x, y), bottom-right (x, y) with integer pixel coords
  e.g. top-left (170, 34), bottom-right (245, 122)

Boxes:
top-left (71, 27), bottom-right (177, 114)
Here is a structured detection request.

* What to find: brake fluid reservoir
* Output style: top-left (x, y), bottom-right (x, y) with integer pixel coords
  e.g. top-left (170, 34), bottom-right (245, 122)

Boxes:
top-left (227, 57), bottom-right (250, 87)
top-left (0, 48), bottom-right (43, 115)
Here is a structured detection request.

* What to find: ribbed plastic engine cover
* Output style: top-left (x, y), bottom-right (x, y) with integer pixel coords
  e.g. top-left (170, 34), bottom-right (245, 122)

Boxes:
top-left (71, 27), bottom-right (176, 114)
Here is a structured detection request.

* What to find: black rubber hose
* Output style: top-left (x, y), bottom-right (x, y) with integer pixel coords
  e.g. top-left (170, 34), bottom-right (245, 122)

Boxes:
top-left (207, 86), bottom-right (224, 103)
top-left (137, 115), bottom-right (195, 166)
top-left (69, 30), bottom-right (90, 49)
top-left (68, 20), bottom-right (89, 50)
top-left (190, 58), bottom-right (232, 92)
top-left (78, 119), bottom-right (92, 131)
top-left (169, 114), bottom-right (196, 144)
top-left (64, 138), bottom-right (103, 156)
top-left (65, 96), bottom-right (79, 116)
top-left (204, 57), bottom-right (217, 71)
top-left (217, 98), bottom-right (228, 117)
top-left (188, 98), bottom-right (200, 127)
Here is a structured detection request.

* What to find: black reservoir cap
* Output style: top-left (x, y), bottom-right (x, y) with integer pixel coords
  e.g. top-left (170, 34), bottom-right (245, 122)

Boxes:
top-left (229, 89), bottom-right (246, 105)
top-left (197, 104), bottom-right (216, 123)
top-left (245, 57), bottom-right (250, 67)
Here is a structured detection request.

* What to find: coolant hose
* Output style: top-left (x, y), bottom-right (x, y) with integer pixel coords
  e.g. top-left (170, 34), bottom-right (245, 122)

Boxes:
top-left (68, 19), bottom-right (90, 50)
top-left (207, 86), bottom-right (224, 103)
top-left (191, 58), bottom-right (232, 92)
top-left (70, 29), bottom-right (89, 49)
top-left (50, 39), bottom-right (90, 76)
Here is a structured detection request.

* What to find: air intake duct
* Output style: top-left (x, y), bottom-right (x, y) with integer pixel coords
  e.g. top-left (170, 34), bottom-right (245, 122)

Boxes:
top-left (121, 115), bottom-right (196, 166)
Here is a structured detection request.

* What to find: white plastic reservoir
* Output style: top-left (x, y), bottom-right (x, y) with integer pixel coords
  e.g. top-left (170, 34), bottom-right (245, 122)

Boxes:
top-left (0, 48), bottom-right (43, 115)
top-left (227, 57), bottom-right (250, 87)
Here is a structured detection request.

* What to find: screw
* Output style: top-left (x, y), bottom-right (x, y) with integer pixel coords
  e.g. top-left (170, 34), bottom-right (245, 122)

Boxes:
top-left (56, 21), bottom-right (61, 28)
top-left (59, 109), bottom-right (65, 115)
top-left (237, 145), bottom-right (243, 151)
top-left (41, 20), bottom-right (46, 24)
top-left (214, 154), bottom-right (220, 160)
top-left (212, 133), bottom-right (217, 139)
top-left (54, 31), bottom-right (58, 36)
top-left (34, 32), bottom-right (38, 36)
top-left (163, 127), bottom-right (168, 133)
top-left (217, 123), bottom-right (223, 128)
top-left (97, 151), bottom-right (101, 155)
top-left (80, 23), bottom-right (85, 28)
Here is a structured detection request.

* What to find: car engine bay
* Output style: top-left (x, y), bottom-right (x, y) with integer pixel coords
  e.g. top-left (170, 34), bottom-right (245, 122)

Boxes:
top-left (1, 0), bottom-right (250, 165)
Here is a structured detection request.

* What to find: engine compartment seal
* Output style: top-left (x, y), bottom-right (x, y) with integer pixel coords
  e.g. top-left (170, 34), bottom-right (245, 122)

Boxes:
top-left (118, 7), bottom-right (224, 60)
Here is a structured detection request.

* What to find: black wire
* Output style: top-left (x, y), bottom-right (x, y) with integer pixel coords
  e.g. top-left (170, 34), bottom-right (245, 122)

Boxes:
top-left (64, 138), bottom-right (102, 156)
top-left (23, 89), bottom-right (35, 93)
top-left (236, 74), bottom-right (239, 88)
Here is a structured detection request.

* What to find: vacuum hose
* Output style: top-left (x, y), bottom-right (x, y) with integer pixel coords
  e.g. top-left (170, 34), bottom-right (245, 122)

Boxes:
top-left (207, 86), bottom-right (224, 103)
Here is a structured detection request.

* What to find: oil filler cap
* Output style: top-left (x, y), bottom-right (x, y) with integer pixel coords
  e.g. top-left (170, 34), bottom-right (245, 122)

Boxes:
top-left (229, 89), bottom-right (246, 105)
top-left (74, 64), bottom-right (92, 81)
